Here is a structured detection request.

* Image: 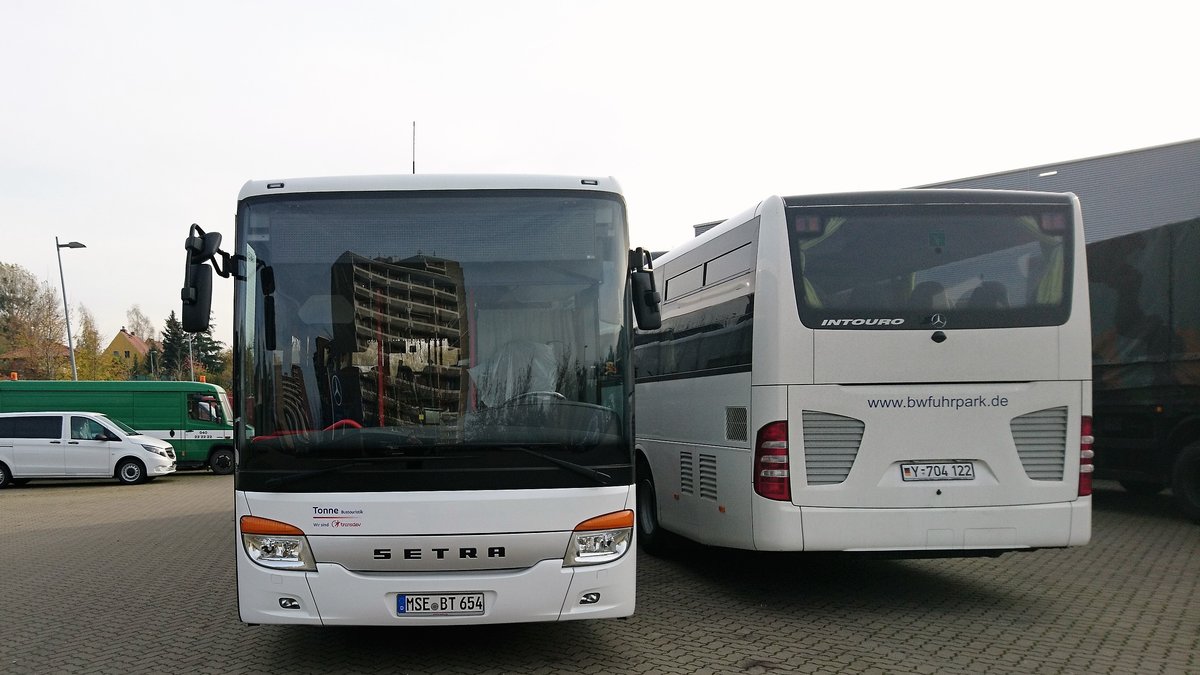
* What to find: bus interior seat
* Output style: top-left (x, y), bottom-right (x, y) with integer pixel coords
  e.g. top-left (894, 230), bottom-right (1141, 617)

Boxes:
top-left (469, 340), bottom-right (558, 407)
top-left (847, 284), bottom-right (887, 309)
top-left (909, 281), bottom-right (949, 310)
top-left (966, 281), bottom-right (1009, 309)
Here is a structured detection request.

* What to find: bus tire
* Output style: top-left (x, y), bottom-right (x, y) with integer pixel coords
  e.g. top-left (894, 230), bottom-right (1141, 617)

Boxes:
top-left (1171, 441), bottom-right (1200, 522)
top-left (636, 456), bottom-right (678, 556)
top-left (209, 448), bottom-right (235, 475)
top-left (116, 459), bottom-right (146, 485)
top-left (0, 462), bottom-right (11, 489)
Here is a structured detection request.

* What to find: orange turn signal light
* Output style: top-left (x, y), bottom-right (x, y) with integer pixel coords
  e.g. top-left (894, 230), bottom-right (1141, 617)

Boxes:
top-left (240, 515), bottom-right (305, 536)
top-left (574, 510), bottom-right (634, 531)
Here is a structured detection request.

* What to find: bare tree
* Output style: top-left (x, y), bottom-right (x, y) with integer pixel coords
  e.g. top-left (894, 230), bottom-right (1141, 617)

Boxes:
top-left (11, 280), bottom-right (67, 379)
top-left (126, 304), bottom-right (156, 341)
top-left (0, 262), bottom-right (39, 354)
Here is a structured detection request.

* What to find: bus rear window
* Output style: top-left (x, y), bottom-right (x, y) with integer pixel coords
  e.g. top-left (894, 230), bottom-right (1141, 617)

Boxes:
top-left (788, 204), bottom-right (1074, 330)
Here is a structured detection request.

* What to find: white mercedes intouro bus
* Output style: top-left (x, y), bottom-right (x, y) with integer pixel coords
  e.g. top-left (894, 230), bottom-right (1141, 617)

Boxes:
top-left (180, 175), bottom-right (662, 625)
top-left (634, 189), bottom-right (1092, 556)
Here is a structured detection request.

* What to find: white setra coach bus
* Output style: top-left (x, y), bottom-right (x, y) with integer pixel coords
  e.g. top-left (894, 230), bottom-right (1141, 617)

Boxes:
top-left (179, 174), bottom-right (661, 625)
top-left (634, 189), bottom-right (1092, 556)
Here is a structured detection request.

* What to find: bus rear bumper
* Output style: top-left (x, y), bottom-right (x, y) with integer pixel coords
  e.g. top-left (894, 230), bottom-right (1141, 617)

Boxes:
top-left (236, 553), bottom-right (636, 626)
top-left (753, 497), bottom-right (1091, 552)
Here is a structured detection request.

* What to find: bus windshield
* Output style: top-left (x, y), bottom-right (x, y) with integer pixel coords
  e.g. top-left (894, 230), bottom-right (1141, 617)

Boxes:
top-left (235, 191), bottom-right (632, 492)
top-left (788, 203), bottom-right (1074, 330)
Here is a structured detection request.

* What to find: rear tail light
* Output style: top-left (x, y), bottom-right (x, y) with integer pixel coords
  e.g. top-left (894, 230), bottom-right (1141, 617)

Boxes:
top-left (754, 421), bottom-right (791, 501)
top-left (1079, 416), bottom-right (1094, 497)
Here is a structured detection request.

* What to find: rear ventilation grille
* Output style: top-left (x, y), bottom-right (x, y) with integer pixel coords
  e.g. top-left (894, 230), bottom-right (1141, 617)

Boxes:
top-left (726, 407), bottom-right (749, 441)
top-left (680, 451), bottom-right (694, 495)
top-left (802, 411), bottom-right (865, 485)
top-left (699, 454), bottom-right (718, 500)
top-left (1011, 407), bottom-right (1068, 481)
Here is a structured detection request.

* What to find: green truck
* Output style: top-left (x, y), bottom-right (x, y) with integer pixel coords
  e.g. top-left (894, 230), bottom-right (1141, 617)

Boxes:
top-left (1088, 217), bottom-right (1200, 521)
top-left (0, 380), bottom-right (235, 474)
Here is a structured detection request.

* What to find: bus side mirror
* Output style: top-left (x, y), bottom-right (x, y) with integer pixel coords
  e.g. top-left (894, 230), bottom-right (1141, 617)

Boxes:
top-left (181, 263), bottom-right (213, 332)
top-left (260, 265), bottom-right (278, 351)
top-left (185, 230), bottom-right (224, 264)
top-left (632, 271), bottom-right (662, 330)
top-left (263, 295), bottom-right (277, 351)
top-left (181, 223), bottom-right (231, 334)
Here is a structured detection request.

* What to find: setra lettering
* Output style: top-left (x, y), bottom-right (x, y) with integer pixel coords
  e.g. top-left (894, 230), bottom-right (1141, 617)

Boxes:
top-left (368, 546), bottom-right (508, 561)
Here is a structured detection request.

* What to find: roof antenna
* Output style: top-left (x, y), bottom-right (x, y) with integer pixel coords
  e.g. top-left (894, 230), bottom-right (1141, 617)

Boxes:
top-left (412, 121), bottom-right (416, 175)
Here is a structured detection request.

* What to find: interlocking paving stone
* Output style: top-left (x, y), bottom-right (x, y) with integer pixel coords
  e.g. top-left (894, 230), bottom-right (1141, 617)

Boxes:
top-left (1, 476), bottom-right (1197, 674)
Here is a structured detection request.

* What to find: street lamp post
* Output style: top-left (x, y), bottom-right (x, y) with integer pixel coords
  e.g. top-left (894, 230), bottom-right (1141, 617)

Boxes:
top-left (186, 334), bottom-right (195, 381)
top-left (55, 237), bottom-right (86, 381)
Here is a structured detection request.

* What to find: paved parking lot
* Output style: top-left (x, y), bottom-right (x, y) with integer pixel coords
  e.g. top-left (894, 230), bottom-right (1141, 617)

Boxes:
top-left (2, 475), bottom-right (1197, 674)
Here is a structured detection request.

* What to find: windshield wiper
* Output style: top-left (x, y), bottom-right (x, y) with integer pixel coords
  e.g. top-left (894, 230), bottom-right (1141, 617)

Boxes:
top-left (508, 446), bottom-right (612, 484)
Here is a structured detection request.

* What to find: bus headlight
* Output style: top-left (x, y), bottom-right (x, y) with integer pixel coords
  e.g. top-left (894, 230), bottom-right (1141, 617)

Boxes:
top-left (240, 516), bottom-right (316, 571)
top-left (564, 510), bottom-right (633, 567)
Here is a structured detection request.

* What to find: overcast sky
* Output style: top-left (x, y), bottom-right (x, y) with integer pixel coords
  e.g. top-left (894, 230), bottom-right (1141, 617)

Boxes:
top-left (3, 0), bottom-right (1196, 347)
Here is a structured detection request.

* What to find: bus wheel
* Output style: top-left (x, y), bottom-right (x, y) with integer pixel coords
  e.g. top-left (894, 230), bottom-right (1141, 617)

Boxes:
top-left (0, 463), bottom-right (11, 489)
top-left (636, 457), bottom-right (677, 556)
top-left (210, 449), bottom-right (235, 475)
top-left (1171, 441), bottom-right (1200, 522)
top-left (116, 459), bottom-right (146, 485)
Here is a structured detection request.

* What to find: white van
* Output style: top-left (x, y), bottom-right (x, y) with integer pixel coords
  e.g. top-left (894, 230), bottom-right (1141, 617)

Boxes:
top-left (0, 412), bottom-right (177, 487)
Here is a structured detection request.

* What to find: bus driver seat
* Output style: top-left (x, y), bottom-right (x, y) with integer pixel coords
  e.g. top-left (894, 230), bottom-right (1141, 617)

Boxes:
top-left (909, 281), bottom-right (949, 310)
top-left (966, 281), bottom-right (1010, 309)
top-left (468, 340), bottom-right (558, 407)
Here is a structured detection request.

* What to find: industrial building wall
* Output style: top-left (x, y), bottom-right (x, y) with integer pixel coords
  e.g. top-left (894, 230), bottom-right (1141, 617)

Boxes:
top-left (918, 138), bottom-right (1200, 243)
